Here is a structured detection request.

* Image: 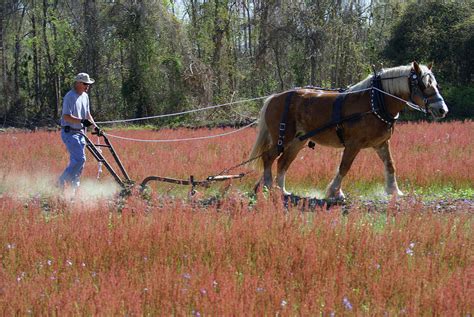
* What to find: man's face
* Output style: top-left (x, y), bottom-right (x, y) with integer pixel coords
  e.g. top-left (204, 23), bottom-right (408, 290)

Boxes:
top-left (75, 81), bottom-right (91, 94)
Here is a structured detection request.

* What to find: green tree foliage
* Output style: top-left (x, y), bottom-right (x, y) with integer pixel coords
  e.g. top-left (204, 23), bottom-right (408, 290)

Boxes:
top-left (383, 1), bottom-right (473, 83)
top-left (0, 0), bottom-right (472, 128)
top-left (383, 1), bottom-right (473, 118)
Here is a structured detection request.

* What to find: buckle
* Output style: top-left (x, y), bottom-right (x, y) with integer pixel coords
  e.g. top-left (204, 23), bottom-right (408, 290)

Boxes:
top-left (279, 123), bottom-right (286, 131)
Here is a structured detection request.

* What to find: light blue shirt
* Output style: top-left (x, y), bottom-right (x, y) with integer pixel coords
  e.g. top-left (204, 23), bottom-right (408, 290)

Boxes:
top-left (60, 89), bottom-right (90, 129)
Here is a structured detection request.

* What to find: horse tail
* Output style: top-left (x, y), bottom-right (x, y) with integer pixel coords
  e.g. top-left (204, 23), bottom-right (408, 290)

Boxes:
top-left (249, 95), bottom-right (273, 171)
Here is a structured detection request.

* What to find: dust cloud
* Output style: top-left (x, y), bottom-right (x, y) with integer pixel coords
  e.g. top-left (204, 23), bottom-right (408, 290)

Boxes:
top-left (0, 172), bottom-right (120, 204)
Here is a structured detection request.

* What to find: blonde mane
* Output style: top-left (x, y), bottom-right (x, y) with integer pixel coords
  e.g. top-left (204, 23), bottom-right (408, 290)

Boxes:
top-left (348, 64), bottom-right (431, 95)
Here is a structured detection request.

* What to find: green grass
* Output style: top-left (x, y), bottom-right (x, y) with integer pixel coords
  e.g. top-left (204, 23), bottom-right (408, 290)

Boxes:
top-left (411, 184), bottom-right (474, 200)
top-left (284, 180), bottom-right (473, 201)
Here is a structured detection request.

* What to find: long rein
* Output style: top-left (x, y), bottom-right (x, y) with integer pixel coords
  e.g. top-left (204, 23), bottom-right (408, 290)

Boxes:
top-left (93, 75), bottom-right (428, 146)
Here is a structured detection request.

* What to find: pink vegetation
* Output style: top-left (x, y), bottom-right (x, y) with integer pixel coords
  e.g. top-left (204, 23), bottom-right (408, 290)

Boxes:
top-left (0, 121), bottom-right (472, 314)
top-left (0, 195), bottom-right (472, 315)
top-left (1, 121), bottom-right (472, 191)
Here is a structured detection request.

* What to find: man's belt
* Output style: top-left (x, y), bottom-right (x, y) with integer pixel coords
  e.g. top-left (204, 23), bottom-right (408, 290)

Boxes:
top-left (62, 126), bottom-right (84, 133)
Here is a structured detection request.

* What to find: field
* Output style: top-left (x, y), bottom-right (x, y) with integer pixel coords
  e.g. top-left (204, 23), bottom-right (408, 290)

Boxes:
top-left (0, 121), bottom-right (473, 315)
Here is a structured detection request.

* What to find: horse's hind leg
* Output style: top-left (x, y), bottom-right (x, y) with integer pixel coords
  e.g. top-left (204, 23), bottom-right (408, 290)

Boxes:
top-left (326, 147), bottom-right (360, 201)
top-left (374, 141), bottom-right (403, 196)
top-left (276, 140), bottom-right (305, 195)
top-left (254, 148), bottom-right (279, 192)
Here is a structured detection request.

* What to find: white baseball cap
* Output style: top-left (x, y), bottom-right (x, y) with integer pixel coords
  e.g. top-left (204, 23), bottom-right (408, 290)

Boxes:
top-left (75, 73), bottom-right (95, 84)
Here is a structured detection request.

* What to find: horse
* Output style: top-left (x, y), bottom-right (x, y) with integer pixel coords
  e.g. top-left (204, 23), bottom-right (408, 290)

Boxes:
top-left (249, 61), bottom-right (448, 200)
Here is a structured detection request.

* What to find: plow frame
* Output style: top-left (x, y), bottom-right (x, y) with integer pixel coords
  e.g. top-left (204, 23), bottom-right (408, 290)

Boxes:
top-left (83, 128), bottom-right (246, 194)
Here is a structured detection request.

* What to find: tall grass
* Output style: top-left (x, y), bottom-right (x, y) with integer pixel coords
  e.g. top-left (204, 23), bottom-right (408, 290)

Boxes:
top-left (0, 121), bottom-right (472, 314)
top-left (0, 194), bottom-right (472, 315)
top-left (0, 121), bottom-right (473, 197)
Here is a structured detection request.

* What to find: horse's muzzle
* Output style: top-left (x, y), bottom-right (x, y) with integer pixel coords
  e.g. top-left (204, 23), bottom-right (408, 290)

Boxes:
top-left (430, 106), bottom-right (448, 119)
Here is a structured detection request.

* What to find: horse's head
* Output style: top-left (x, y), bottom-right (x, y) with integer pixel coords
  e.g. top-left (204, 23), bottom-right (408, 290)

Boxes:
top-left (410, 61), bottom-right (449, 119)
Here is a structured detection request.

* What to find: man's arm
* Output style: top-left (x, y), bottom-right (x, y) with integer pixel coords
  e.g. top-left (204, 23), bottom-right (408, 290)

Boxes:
top-left (62, 113), bottom-right (96, 128)
top-left (62, 114), bottom-right (82, 125)
top-left (86, 112), bottom-right (98, 128)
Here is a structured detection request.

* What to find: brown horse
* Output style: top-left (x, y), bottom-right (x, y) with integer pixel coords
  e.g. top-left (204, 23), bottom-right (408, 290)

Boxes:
top-left (249, 62), bottom-right (448, 200)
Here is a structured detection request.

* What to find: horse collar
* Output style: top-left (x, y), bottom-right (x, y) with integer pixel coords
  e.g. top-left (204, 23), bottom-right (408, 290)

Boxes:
top-left (371, 74), bottom-right (399, 126)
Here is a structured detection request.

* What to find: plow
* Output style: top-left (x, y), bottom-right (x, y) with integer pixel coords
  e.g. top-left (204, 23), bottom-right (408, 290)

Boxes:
top-left (83, 127), bottom-right (247, 196)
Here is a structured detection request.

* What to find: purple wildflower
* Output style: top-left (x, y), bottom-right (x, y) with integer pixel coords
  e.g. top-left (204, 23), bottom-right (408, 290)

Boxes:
top-left (343, 296), bottom-right (353, 310)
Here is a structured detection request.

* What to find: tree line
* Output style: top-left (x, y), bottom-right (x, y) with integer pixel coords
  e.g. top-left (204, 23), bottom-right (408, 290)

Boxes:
top-left (0, 0), bottom-right (472, 128)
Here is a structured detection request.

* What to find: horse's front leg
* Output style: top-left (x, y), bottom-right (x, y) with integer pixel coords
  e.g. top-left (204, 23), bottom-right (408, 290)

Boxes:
top-left (374, 141), bottom-right (403, 196)
top-left (326, 147), bottom-right (360, 201)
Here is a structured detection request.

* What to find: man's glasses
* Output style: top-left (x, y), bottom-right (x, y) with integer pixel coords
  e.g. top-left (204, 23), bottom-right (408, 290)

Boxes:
top-left (82, 83), bottom-right (90, 86)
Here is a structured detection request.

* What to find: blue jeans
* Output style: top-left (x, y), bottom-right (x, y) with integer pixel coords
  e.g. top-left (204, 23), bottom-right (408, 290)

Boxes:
top-left (59, 130), bottom-right (86, 188)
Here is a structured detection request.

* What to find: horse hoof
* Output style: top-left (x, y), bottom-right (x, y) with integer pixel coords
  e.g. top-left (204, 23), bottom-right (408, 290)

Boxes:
top-left (281, 189), bottom-right (292, 196)
top-left (387, 188), bottom-right (404, 197)
top-left (326, 190), bottom-right (345, 202)
top-left (326, 196), bottom-right (346, 204)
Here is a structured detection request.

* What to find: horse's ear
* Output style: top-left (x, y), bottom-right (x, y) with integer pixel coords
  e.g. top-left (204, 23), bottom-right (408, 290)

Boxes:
top-left (412, 61), bottom-right (422, 74)
top-left (428, 62), bottom-right (434, 70)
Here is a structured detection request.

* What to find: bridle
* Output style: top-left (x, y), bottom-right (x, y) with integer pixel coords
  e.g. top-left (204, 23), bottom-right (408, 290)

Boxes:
top-left (408, 69), bottom-right (445, 114)
top-left (371, 68), bottom-right (444, 117)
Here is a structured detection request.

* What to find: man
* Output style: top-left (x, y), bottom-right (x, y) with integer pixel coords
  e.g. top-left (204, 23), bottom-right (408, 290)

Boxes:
top-left (58, 72), bottom-right (97, 192)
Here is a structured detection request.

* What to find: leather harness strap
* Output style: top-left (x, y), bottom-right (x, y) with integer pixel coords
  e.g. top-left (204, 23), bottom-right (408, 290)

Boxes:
top-left (298, 92), bottom-right (367, 145)
top-left (332, 94), bottom-right (347, 146)
top-left (297, 111), bottom-right (366, 144)
top-left (371, 74), bottom-right (398, 126)
top-left (277, 91), bottom-right (295, 154)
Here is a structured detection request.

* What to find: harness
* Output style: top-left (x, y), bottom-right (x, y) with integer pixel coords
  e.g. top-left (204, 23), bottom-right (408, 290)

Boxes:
top-left (277, 74), bottom-right (411, 154)
top-left (276, 67), bottom-right (440, 154)
top-left (371, 73), bottom-right (399, 125)
top-left (277, 85), bottom-right (380, 153)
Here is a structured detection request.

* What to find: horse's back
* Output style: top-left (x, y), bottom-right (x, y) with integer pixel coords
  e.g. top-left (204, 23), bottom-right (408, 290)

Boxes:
top-left (263, 89), bottom-right (340, 146)
top-left (264, 89), bottom-right (337, 123)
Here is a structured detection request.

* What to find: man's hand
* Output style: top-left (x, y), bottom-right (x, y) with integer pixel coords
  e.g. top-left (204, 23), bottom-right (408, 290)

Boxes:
top-left (94, 126), bottom-right (103, 135)
top-left (81, 119), bottom-right (93, 128)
